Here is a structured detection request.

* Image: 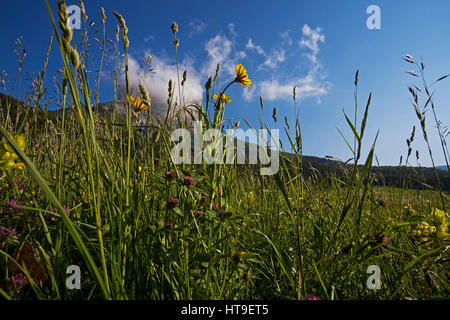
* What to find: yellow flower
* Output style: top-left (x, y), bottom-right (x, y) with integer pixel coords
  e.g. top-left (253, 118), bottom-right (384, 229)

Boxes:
top-left (13, 162), bottom-right (25, 171)
top-left (432, 208), bottom-right (450, 240)
top-left (213, 92), bottom-right (231, 104)
top-left (1, 151), bottom-right (11, 161)
top-left (130, 95), bottom-right (150, 113)
top-left (3, 135), bottom-right (26, 152)
top-left (0, 134), bottom-right (26, 171)
top-left (234, 64), bottom-right (252, 88)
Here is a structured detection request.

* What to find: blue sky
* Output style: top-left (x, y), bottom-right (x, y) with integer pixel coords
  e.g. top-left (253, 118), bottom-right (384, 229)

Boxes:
top-left (1, 0), bottom-right (450, 167)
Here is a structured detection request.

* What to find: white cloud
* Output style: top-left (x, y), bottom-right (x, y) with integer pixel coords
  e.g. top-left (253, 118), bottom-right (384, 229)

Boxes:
top-left (125, 54), bottom-right (203, 111)
top-left (243, 24), bottom-right (330, 103)
top-left (259, 49), bottom-right (285, 70)
top-left (246, 38), bottom-right (285, 71)
top-left (243, 73), bottom-right (330, 103)
top-left (189, 19), bottom-right (207, 38)
top-left (203, 34), bottom-right (233, 76)
top-left (120, 23), bottom-right (330, 114)
top-left (299, 24), bottom-right (325, 64)
top-left (203, 33), bottom-right (246, 78)
top-left (279, 30), bottom-right (293, 46)
top-left (257, 72), bottom-right (330, 102)
top-left (246, 38), bottom-right (265, 55)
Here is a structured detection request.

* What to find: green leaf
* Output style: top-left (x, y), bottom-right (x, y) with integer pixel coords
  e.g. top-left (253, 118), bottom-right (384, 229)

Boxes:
top-left (343, 110), bottom-right (360, 143)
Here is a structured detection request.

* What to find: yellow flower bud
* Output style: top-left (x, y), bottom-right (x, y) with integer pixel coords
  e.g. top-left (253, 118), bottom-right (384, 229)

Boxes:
top-left (1, 151), bottom-right (11, 161)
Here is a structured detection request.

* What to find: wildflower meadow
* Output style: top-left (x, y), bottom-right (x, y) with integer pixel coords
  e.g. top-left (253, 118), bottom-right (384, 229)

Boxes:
top-left (0, 1), bottom-right (449, 301)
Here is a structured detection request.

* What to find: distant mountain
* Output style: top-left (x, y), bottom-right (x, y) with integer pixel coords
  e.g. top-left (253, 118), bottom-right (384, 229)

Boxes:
top-left (437, 165), bottom-right (449, 171)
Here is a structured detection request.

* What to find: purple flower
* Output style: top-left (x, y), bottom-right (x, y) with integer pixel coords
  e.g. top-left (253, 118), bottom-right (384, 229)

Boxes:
top-left (53, 205), bottom-right (70, 215)
top-left (307, 293), bottom-right (321, 300)
top-left (165, 223), bottom-right (174, 229)
top-left (200, 195), bottom-right (209, 206)
top-left (284, 209), bottom-right (290, 215)
top-left (183, 176), bottom-right (196, 187)
top-left (167, 198), bottom-right (179, 209)
top-left (273, 225), bottom-right (281, 231)
top-left (378, 198), bottom-right (388, 208)
top-left (211, 203), bottom-right (218, 211)
top-left (46, 205), bottom-right (70, 221)
top-left (217, 189), bottom-right (222, 195)
top-left (164, 171), bottom-right (176, 181)
top-left (8, 272), bottom-right (25, 288)
top-left (193, 210), bottom-right (204, 219)
top-left (3, 199), bottom-right (24, 214)
top-left (0, 226), bottom-right (16, 240)
top-left (374, 230), bottom-right (389, 246)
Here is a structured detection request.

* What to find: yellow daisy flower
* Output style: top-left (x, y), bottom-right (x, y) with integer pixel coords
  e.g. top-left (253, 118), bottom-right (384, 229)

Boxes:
top-left (130, 95), bottom-right (150, 113)
top-left (213, 92), bottom-right (231, 104)
top-left (234, 64), bottom-right (252, 88)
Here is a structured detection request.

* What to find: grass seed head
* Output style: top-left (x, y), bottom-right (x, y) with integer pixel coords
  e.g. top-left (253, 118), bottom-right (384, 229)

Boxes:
top-left (112, 11), bottom-right (129, 48)
top-left (171, 22), bottom-right (178, 35)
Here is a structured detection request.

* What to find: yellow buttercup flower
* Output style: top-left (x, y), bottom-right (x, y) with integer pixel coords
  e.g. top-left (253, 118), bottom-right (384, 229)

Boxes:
top-left (130, 95), bottom-right (150, 113)
top-left (213, 92), bottom-right (231, 104)
top-left (234, 64), bottom-right (252, 88)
